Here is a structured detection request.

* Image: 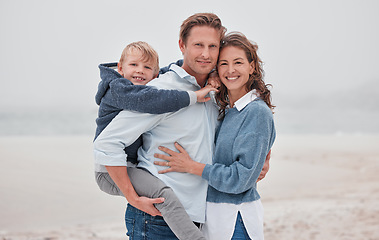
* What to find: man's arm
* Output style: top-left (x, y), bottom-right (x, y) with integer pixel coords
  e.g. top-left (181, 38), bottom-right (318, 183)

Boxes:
top-left (105, 166), bottom-right (163, 216)
top-left (257, 149), bottom-right (271, 182)
top-left (94, 110), bottom-right (164, 215)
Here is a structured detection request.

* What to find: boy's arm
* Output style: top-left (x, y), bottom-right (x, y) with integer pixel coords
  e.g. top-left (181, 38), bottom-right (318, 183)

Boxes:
top-left (106, 79), bottom-right (196, 114)
top-left (99, 61), bottom-right (216, 114)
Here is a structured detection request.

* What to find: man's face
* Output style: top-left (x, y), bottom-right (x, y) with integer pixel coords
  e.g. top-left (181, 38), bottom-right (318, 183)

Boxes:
top-left (118, 50), bottom-right (157, 85)
top-left (179, 26), bottom-right (220, 79)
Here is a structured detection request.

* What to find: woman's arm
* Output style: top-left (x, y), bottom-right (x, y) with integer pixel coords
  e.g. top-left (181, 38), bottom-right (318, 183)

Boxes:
top-left (154, 144), bottom-right (272, 180)
top-left (202, 105), bottom-right (276, 194)
top-left (154, 103), bottom-right (275, 194)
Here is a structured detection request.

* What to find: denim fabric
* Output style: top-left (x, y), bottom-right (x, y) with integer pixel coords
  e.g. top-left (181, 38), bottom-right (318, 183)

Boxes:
top-left (231, 212), bottom-right (252, 240)
top-left (125, 204), bottom-right (178, 240)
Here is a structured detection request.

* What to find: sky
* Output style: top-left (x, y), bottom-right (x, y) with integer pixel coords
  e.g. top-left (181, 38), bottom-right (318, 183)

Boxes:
top-left (1, 0), bottom-right (378, 133)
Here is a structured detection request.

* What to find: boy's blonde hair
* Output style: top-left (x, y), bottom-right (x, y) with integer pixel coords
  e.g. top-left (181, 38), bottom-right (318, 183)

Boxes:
top-left (119, 41), bottom-right (159, 75)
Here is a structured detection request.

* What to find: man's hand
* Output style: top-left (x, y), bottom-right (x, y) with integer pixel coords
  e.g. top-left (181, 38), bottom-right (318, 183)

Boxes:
top-left (195, 85), bottom-right (218, 102)
top-left (129, 196), bottom-right (164, 217)
top-left (257, 150), bottom-right (271, 182)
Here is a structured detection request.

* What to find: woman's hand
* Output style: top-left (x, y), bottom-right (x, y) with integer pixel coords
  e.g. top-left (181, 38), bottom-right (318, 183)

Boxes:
top-left (154, 142), bottom-right (205, 176)
top-left (207, 71), bottom-right (221, 89)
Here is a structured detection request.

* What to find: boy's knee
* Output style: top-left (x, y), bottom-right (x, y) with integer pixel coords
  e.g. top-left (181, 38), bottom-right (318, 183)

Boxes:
top-left (95, 172), bottom-right (123, 196)
top-left (155, 186), bottom-right (179, 208)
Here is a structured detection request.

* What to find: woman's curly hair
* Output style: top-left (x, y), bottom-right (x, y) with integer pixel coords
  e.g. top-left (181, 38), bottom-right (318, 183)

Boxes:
top-left (216, 32), bottom-right (275, 120)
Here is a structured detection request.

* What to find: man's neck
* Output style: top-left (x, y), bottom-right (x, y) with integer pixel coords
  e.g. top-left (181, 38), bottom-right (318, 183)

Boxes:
top-left (181, 65), bottom-right (208, 87)
top-left (195, 75), bottom-right (208, 87)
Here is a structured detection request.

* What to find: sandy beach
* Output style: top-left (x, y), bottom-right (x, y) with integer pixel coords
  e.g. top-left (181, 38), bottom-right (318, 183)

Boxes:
top-left (0, 134), bottom-right (378, 239)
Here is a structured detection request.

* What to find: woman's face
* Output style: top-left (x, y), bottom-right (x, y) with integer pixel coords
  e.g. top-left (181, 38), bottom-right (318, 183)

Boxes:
top-left (217, 46), bottom-right (254, 95)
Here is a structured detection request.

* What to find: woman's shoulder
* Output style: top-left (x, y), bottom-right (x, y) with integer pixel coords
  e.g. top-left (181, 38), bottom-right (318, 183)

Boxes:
top-left (245, 98), bottom-right (272, 115)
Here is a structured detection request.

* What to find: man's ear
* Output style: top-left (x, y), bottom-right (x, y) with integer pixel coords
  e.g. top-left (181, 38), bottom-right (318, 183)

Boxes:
top-left (179, 39), bottom-right (185, 54)
top-left (117, 62), bottom-right (124, 76)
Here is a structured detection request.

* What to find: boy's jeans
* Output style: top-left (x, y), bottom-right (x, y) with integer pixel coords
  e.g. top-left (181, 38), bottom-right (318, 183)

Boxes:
top-left (125, 204), bottom-right (178, 240)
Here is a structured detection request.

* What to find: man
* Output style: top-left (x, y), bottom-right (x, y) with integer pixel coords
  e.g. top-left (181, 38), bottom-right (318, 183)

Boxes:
top-left (94, 13), bottom-right (269, 239)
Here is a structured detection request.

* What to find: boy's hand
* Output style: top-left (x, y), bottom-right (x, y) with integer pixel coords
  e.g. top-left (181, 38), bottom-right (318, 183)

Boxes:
top-left (195, 85), bottom-right (218, 102)
top-left (208, 71), bottom-right (221, 89)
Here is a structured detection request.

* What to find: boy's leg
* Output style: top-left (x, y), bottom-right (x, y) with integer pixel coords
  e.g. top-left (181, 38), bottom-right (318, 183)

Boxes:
top-left (95, 171), bottom-right (124, 196)
top-left (127, 167), bottom-right (206, 240)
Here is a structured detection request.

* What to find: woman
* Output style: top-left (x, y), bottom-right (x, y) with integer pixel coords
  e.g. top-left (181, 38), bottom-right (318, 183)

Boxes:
top-left (154, 32), bottom-right (276, 240)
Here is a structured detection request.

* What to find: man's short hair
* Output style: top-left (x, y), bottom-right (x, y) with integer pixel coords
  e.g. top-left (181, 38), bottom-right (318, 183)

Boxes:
top-left (180, 13), bottom-right (226, 45)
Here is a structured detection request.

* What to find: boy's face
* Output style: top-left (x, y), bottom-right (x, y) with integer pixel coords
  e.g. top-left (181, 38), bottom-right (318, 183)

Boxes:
top-left (179, 26), bottom-right (220, 78)
top-left (118, 50), bottom-right (157, 85)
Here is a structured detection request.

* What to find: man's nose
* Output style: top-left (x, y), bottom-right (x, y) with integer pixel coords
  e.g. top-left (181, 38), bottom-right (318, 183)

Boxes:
top-left (201, 47), bottom-right (210, 59)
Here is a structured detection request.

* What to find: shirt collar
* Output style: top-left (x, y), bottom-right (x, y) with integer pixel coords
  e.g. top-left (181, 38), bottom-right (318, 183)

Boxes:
top-left (169, 64), bottom-right (200, 88)
top-left (234, 89), bottom-right (259, 111)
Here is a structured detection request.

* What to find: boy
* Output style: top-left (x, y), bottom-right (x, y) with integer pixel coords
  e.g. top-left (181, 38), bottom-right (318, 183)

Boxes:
top-left (94, 41), bottom-right (214, 240)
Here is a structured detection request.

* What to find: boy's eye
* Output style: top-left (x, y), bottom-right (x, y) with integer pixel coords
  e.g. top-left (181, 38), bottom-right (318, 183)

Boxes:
top-left (130, 63), bottom-right (137, 66)
top-left (145, 66), bottom-right (152, 70)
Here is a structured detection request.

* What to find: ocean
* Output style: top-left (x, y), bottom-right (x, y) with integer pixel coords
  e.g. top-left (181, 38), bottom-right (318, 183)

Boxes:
top-left (0, 106), bottom-right (378, 136)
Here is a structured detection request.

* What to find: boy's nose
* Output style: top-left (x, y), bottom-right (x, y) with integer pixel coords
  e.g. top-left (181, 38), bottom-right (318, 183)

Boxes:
top-left (137, 66), bottom-right (144, 73)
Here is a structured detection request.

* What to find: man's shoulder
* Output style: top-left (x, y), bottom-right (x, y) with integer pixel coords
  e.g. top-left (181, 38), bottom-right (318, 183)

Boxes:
top-left (147, 70), bottom-right (179, 89)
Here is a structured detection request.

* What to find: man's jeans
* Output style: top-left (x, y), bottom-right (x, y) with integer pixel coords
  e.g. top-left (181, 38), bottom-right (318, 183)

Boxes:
top-left (125, 204), bottom-right (178, 240)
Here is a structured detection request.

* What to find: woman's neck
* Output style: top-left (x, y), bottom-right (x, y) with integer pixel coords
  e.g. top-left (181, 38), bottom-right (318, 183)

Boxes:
top-left (228, 89), bottom-right (249, 108)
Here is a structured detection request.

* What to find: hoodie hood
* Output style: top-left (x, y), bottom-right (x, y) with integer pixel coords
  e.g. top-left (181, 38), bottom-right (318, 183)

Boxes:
top-left (95, 62), bottom-right (122, 105)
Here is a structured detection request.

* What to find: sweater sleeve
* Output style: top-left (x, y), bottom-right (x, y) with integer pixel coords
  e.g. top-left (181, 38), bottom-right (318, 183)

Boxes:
top-left (202, 105), bottom-right (276, 194)
top-left (104, 78), bottom-right (196, 114)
